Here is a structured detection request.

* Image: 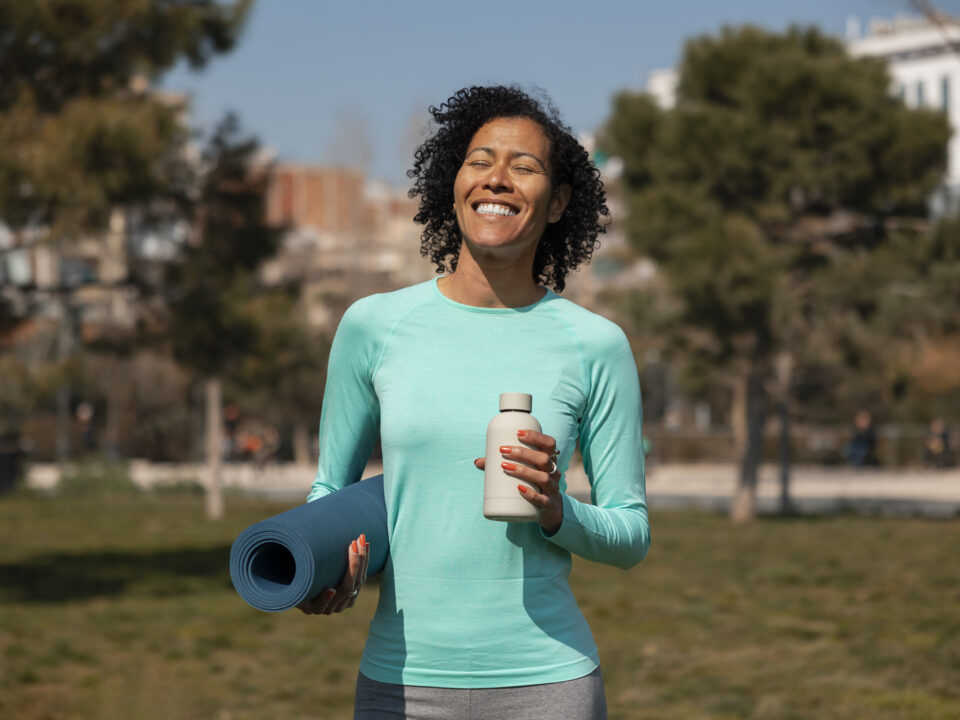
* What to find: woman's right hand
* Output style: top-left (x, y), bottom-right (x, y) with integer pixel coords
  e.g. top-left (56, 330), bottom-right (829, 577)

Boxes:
top-left (297, 533), bottom-right (369, 615)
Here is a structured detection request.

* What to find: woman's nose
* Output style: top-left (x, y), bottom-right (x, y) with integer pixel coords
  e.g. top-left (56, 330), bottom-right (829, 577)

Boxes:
top-left (483, 162), bottom-right (512, 191)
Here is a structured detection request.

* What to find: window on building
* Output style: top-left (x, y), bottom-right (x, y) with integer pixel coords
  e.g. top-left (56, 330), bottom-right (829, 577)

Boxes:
top-left (917, 80), bottom-right (925, 107)
top-left (942, 76), bottom-right (950, 113)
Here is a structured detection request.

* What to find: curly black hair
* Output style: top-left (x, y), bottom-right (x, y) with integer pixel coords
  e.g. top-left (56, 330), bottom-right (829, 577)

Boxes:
top-left (407, 85), bottom-right (609, 293)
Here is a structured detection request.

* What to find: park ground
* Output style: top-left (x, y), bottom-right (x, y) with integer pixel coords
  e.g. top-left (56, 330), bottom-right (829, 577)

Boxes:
top-left (1, 489), bottom-right (958, 720)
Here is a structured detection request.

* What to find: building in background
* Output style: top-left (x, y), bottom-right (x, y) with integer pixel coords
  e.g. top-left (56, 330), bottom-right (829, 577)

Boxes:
top-left (263, 163), bottom-right (432, 330)
top-left (846, 14), bottom-right (960, 212)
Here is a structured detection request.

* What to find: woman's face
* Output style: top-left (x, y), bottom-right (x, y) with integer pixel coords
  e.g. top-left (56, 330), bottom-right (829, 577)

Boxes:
top-left (453, 116), bottom-right (569, 261)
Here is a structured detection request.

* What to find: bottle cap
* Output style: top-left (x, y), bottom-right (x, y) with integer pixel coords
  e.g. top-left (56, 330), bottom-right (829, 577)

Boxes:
top-left (499, 393), bottom-right (532, 412)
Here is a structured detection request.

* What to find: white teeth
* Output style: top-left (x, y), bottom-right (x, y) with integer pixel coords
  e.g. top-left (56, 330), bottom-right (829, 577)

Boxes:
top-left (476, 203), bottom-right (518, 216)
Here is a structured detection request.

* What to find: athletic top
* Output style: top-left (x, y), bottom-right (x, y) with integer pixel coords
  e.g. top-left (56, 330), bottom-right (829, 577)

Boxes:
top-left (308, 277), bottom-right (650, 688)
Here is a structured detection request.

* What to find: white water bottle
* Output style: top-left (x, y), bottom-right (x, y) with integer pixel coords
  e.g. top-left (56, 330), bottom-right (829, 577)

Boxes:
top-left (483, 393), bottom-right (541, 522)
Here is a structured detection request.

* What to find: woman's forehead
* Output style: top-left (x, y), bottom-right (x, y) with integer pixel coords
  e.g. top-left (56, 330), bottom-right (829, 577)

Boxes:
top-left (468, 117), bottom-right (549, 151)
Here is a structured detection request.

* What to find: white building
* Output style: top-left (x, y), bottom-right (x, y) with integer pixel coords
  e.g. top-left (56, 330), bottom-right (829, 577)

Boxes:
top-left (848, 15), bottom-right (960, 191)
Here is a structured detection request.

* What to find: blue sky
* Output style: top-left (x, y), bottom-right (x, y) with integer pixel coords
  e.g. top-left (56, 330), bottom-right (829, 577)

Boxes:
top-left (163, 0), bottom-right (939, 185)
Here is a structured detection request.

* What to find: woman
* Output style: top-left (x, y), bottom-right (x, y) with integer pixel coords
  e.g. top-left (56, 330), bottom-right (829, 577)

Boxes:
top-left (299, 85), bottom-right (650, 719)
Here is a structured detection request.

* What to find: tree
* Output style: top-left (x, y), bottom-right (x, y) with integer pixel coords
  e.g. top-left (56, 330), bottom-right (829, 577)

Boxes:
top-left (603, 25), bottom-right (950, 521)
top-left (165, 114), bottom-right (281, 519)
top-left (0, 0), bottom-right (253, 468)
top-left (0, 0), bottom-right (252, 241)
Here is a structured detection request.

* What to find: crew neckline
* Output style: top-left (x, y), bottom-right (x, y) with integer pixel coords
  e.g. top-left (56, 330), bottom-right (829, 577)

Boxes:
top-left (431, 277), bottom-right (554, 314)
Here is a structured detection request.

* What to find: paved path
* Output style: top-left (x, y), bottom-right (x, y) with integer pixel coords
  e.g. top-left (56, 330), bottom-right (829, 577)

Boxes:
top-left (26, 460), bottom-right (960, 517)
top-left (640, 463), bottom-right (960, 517)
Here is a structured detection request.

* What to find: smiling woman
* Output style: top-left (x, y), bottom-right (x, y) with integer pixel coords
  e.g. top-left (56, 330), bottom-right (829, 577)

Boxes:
top-left (300, 85), bottom-right (649, 720)
top-left (411, 85), bottom-right (609, 296)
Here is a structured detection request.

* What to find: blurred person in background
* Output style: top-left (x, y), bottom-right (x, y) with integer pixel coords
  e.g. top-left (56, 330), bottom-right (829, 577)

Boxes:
top-left (75, 402), bottom-right (96, 453)
top-left (845, 410), bottom-right (878, 467)
top-left (297, 85), bottom-right (650, 719)
top-left (923, 417), bottom-right (952, 468)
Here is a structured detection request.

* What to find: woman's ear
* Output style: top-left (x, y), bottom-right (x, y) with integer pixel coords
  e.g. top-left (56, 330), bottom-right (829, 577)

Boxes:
top-left (548, 184), bottom-right (571, 223)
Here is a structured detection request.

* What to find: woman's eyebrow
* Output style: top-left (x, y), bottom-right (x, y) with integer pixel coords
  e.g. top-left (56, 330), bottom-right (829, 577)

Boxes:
top-left (465, 147), bottom-right (547, 171)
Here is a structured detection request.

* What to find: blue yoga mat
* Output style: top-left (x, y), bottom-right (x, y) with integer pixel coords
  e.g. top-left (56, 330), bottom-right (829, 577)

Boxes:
top-left (229, 475), bottom-right (388, 612)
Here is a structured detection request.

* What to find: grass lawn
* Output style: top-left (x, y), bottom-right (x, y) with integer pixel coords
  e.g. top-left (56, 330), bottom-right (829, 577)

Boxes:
top-left (1, 491), bottom-right (958, 719)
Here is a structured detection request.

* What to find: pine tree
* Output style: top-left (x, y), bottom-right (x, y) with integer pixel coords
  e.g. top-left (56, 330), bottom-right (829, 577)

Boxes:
top-left (604, 26), bottom-right (950, 521)
top-left (0, 0), bottom-right (252, 240)
top-left (0, 0), bottom-right (252, 500)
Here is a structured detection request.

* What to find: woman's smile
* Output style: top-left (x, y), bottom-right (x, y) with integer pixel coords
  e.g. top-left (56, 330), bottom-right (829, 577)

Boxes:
top-left (474, 202), bottom-right (519, 217)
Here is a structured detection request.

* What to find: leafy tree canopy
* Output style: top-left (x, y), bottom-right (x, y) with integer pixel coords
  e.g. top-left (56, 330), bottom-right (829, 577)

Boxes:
top-left (166, 113), bottom-right (281, 379)
top-left (0, 0), bottom-right (252, 236)
top-left (604, 25), bottom-right (950, 370)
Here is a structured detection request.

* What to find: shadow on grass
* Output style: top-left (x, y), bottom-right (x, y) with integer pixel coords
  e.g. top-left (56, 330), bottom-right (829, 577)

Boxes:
top-left (0, 545), bottom-right (233, 603)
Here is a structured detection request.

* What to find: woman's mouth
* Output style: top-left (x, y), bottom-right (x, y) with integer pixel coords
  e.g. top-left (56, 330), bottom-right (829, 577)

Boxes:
top-left (474, 202), bottom-right (518, 217)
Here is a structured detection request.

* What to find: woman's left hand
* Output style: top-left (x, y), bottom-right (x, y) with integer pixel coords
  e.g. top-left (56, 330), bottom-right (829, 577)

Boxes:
top-left (474, 428), bottom-right (563, 534)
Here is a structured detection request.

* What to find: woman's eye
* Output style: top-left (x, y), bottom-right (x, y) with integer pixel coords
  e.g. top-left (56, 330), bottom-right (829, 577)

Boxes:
top-left (468, 160), bottom-right (489, 168)
top-left (514, 166), bottom-right (534, 174)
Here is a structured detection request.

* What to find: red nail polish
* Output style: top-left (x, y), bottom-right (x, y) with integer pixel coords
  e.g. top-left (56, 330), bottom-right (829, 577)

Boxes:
top-left (351, 540), bottom-right (359, 553)
top-left (499, 445), bottom-right (512, 454)
top-left (359, 533), bottom-right (366, 545)
top-left (517, 430), bottom-right (527, 438)
top-left (501, 461), bottom-right (517, 471)
top-left (518, 485), bottom-right (528, 494)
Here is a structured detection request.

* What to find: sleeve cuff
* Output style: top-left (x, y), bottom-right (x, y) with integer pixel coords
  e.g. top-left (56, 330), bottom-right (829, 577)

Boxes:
top-left (541, 493), bottom-right (576, 542)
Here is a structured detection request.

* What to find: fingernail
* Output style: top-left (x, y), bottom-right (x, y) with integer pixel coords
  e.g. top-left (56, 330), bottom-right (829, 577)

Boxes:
top-left (499, 445), bottom-right (513, 455)
top-left (518, 485), bottom-right (528, 494)
top-left (359, 533), bottom-right (366, 545)
top-left (326, 589), bottom-right (336, 598)
top-left (517, 430), bottom-right (527, 438)
top-left (351, 540), bottom-right (359, 553)
top-left (501, 461), bottom-right (517, 471)
top-left (365, 543), bottom-right (370, 552)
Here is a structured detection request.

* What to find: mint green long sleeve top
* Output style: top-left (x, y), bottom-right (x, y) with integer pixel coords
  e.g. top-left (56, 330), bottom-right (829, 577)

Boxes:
top-left (308, 278), bottom-right (650, 688)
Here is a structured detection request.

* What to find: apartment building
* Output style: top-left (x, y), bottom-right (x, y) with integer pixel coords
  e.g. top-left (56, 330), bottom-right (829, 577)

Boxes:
top-left (847, 14), bottom-right (960, 204)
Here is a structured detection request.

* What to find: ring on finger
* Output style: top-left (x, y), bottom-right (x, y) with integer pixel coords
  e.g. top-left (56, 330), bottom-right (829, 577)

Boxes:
top-left (348, 589), bottom-right (359, 598)
top-left (546, 459), bottom-right (558, 475)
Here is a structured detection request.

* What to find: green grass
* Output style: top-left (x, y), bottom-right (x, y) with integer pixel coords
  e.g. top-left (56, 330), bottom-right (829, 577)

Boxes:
top-left (1, 492), bottom-right (958, 720)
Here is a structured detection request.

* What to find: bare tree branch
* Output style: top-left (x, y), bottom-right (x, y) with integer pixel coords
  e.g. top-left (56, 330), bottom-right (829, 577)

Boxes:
top-left (907, 0), bottom-right (960, 54)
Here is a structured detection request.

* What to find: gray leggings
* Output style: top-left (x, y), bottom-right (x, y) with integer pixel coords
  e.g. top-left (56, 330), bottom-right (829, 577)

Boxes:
top-left (354, 667), bottom-right (607, 720)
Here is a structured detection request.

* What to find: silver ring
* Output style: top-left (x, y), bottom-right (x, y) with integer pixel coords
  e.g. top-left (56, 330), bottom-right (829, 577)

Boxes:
top-left (550, 447), bottom-right (559, 460)
top-left (348, 589), bottom-right (359, 598)
top-left (547, 459), bottom-right (558, 475)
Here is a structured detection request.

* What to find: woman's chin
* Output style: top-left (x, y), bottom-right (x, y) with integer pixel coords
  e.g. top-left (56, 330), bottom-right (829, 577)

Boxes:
top-left (463, 240), bottom-right (536, 266)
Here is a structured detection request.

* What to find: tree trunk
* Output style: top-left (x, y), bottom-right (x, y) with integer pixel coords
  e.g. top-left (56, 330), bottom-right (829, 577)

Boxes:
top-left (730, 372), bottom-right (747, 461)
top-left (204, 376), bottom-right (225, 520)
top-left (778, 400), bottom-right (793, 515)
top-left (293, 422), bottom-right (312, 466)
top-left (730, 368), bottom-right (766, 524)
top-left (776, 352), bottom-right (794, 515)
top-left (56, 295), bottom-right (74, 465)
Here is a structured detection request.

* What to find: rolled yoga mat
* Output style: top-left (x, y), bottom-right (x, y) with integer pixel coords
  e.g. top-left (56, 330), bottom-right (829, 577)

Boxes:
top-left (230, 475), bottom-right (388, 612)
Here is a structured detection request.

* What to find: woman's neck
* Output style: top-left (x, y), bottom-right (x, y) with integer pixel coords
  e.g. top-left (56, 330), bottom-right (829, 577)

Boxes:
top-left (438, 246), bottom-right (545, 308)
